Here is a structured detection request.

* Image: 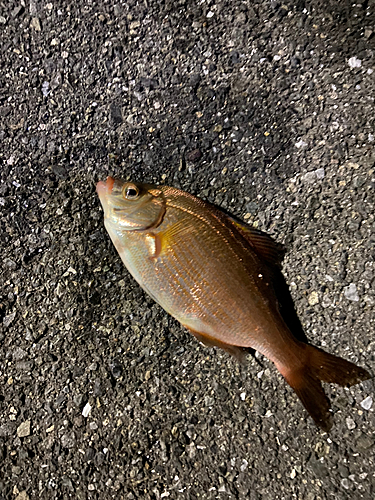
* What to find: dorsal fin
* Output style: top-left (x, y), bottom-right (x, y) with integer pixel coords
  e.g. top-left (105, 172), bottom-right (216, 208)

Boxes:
top-left (226, 215), bottom-right (285, 268)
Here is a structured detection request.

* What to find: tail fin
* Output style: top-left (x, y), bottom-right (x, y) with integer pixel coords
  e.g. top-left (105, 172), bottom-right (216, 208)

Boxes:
top-left (282, 345), bottom-right (371, 432)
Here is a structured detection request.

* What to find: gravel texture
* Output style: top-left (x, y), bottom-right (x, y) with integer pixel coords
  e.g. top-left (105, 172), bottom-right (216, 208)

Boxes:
top-left (1, 0), bottom-right (374, 499)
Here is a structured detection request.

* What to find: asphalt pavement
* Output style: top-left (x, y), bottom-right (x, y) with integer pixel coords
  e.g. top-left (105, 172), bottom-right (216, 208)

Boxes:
top-left (0, 0), bottom-right (374, 499)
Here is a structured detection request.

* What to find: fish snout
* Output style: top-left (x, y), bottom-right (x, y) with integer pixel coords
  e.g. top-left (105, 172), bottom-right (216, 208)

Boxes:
top-left (96, 176), bottom-right (115, 196)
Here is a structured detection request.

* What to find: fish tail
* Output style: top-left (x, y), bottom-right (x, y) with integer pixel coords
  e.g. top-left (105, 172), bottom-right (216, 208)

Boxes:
top-left (282, 345), bottom-right (371, 431)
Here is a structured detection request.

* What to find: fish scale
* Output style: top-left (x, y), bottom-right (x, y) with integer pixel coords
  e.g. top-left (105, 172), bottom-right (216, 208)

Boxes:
top-left (156, 210), bottom-right (252, 329)
top-left (159, 225), bottom-right (236, 325)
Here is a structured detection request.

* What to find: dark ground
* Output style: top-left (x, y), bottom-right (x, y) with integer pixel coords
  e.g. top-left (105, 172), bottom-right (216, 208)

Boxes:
top-left (1, 0), bottom-right (375, 499)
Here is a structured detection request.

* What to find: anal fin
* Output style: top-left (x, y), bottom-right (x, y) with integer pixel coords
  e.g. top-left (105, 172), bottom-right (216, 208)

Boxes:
top-left (186, 327), bottom-right (249, 364)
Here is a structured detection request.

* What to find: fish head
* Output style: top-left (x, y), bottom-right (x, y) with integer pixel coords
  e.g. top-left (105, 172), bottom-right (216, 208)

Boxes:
top-left (96, 177), bottom-right (166, 231)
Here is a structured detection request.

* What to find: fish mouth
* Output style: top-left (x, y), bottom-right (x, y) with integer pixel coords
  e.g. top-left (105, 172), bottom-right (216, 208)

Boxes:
top-left (96, 176), bottom-right (117, 216)
top-left (96, 177), bottom-right (115, 196)
top-left (96, 176), bottom-right (115, 196)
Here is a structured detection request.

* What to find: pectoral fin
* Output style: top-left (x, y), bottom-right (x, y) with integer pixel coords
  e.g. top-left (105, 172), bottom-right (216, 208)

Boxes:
top-left (145, 232), bottom-right (163, 260)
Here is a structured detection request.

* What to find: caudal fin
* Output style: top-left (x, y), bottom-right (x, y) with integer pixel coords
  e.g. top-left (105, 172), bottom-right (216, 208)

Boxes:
top-left (283, 345), bottom-right (371, 432)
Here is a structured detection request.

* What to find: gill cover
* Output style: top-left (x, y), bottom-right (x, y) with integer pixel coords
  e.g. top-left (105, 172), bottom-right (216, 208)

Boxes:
top-left (101, 179), bottom-right (166, 231)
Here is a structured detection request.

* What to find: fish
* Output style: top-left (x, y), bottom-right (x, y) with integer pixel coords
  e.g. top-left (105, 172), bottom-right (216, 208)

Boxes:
top-left (96, 177), bottom-right (371, 431)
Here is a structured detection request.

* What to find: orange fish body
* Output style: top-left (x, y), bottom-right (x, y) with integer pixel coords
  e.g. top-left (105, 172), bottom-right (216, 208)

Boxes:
top-left (97, 177), bottom-right (370, 431)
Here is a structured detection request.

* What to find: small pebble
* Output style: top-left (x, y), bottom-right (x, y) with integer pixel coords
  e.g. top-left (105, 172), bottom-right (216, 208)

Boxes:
top-left (30, 17), bottom-right (41, 31)
top-left (17, 420), bottom-right (31, 438)
top-left (15, 493), bottom-right (30, 500)
top-left (348, 57), bottom-right (361, 68)
top-left (346, 417), bottom-right (356, 430)
top-left (240, 459), bottom-right (248, 472)
top-left (295, 139), bottom-right (308, 148)
top-left (321, 295), bottom-right (332, 308)
top-left (61, 432), bottom-right (76, 448)
top-left (3, 311), bottom-right (16, 328)
top-left (302, 169), bottom-right (325, 183)
top-left (341, 478), bottom-right (350, 490)
top-left (315, 168), bottom-right (325, 180)
top-left (344, 283), bottom-right (359, 302)
top-left (360, 396), bottom-right (373, 410)
top-left (82, 402), bottom-right (92, 418)
top-left (41, 81), bottom-right (50, 97)
top-left (308, 291), bottom-right (319, 306)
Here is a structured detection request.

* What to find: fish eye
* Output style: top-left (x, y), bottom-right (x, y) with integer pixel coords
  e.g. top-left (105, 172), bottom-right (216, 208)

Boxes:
top-left (123, 184), bottom-right (140, 200)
